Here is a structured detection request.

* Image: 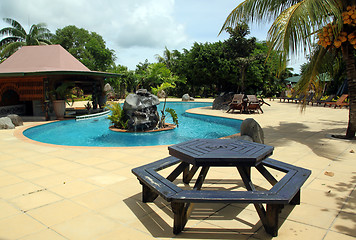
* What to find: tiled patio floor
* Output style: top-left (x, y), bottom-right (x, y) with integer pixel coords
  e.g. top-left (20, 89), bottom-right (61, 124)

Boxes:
top-left (0, 99), bottom-right (355, 239)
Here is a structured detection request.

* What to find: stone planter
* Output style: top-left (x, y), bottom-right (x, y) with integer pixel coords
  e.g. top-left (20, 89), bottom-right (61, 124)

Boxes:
top-left (109, 123), bottom-right (176, 133)
top-left (53, 100), bottom-right (66, 119)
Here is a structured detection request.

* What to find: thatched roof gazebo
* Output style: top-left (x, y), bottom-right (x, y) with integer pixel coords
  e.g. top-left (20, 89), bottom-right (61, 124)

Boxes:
top-left (0, 45), bottom-right (119, 119)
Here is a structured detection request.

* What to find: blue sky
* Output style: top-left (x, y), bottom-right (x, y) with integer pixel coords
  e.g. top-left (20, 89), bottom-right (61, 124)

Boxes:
top-left (0, 0), bottom-right (305, 72)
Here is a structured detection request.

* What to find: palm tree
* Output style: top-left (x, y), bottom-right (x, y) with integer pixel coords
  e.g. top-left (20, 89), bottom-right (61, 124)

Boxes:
top-left (0, 18), bottom-right (52, 59)
top-left (222, 1), bottom-right (356, 139)
top-left (155, 46), bottom-right (179, 69)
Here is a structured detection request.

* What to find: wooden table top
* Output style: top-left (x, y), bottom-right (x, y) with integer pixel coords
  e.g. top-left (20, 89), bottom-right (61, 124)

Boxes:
top-left (168, 139), bottom-right (274, 167)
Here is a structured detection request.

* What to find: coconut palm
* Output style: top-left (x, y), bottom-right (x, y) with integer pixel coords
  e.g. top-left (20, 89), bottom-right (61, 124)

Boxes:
top-left (155, 46), bottom-right (180, 69)
top-left (222, 0), bottom-right (356, 139)
top-left (0, 18), bottom-right (52, 59)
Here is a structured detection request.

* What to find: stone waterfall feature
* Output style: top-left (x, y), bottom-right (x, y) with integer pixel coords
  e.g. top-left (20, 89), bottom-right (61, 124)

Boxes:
top-left (123, 89), bottom-right (160, 131)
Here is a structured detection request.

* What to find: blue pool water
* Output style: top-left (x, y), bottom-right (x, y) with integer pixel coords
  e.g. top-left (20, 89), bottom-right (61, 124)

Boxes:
top-left (24, 102), bottom-right (242, 147)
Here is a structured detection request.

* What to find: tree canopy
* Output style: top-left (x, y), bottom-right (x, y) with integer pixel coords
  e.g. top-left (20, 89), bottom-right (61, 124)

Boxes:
top-left (52, 25), bottom-right (116, 72)
top-left (222, 0), bottom-right (356, 139)
top-left (0, 18), bottom-right (52, 60)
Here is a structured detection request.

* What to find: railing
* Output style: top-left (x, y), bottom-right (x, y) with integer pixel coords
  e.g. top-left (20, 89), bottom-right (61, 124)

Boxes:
top-left (75, 109), bottom-right (110, 121)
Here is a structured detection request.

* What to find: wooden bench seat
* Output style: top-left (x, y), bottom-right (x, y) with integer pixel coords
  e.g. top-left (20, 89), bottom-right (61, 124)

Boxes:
top-left (132, 156), bottom-right (311, 236)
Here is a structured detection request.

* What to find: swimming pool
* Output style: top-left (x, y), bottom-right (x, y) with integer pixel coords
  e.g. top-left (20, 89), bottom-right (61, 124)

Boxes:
top-left (23, 102), bottom-right (242, 147)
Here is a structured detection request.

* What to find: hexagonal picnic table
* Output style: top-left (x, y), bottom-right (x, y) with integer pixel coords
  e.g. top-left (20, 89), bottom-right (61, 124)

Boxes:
top-left (132, 139), bottom-right (311, 236)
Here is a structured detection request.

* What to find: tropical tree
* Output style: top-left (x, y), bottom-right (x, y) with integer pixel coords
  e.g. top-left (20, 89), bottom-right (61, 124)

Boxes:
top-left (136, 62), bottom-right (184, 92)
top-left (0, 18), bottom-right (52, 59)
top-left (155, 46), bottom-right (180, 69)
top-left (222, 1), bottom-right (356, 139)
top-left (52, 25), bottom-right (115, 72)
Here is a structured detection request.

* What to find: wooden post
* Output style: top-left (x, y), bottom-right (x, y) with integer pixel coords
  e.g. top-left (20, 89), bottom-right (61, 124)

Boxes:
top-left (171, 202), bottom-right (187, 234)
top-left (265, 204), bottom-right (283, 237)
top-left (141, 182), bottom-right (158, 203)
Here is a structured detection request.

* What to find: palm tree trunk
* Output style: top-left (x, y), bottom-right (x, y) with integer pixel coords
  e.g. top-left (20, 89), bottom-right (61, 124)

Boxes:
top-left (342, 43), bottom-right (356, 139)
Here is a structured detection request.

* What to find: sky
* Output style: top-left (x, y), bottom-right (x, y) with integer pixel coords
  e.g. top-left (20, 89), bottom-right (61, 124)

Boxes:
top-left (0, 0), bottom-right (306, 73)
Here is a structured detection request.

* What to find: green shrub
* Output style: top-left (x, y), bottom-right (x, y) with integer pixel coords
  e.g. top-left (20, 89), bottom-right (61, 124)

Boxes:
top-left (107, 102), bottom-right (128, 129)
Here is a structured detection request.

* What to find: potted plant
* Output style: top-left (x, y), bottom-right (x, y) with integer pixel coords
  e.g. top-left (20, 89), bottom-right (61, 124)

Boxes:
top-left (52, 82), bottom-right (75, 119)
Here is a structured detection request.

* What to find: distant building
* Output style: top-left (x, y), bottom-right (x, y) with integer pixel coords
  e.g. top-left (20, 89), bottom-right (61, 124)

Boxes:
top-left (0, 45), bottom-right (119, 118)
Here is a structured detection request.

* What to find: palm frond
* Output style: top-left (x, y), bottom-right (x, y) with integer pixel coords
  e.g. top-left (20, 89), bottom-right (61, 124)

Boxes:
top-left (220, 0), bottom-right (301, 34)
top-left (267, 0), bottom-right (342, 72)
top-left (0, 27), bottom-right (26, 38)
top-left (2, 18), bottom-right (26, 33)
top-left (0, 37), bottom-right (21, 47)
top-left (295, 45), bottom-right (330, 110)
top-left (38, 39), bottom-right (52, 45)
top-left (0, 41), bottom-right (25, 58)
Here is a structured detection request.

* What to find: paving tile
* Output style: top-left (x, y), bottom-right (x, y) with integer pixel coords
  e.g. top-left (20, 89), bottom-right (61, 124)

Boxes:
top-left (52, 212), bottom-right (117, 240)
top-left (87, 173), bottom-right (127, 186)
top-left (35, 157), bottom-right (69, 167)
top-left (280, 203), bottom-right (338, 229)
top-left (173, 221), bottom-right (251, 239)
top-left (71, 189), bottom-right (123, 210)
top-left (0, 213), bottom-right (46, 239)
top-left (66, 166), bottom-right (105, 178)
top-left (72, 156), bottom-right (110, 166)
top-left (307, 178), bottom-right (353, 197)
top-left (0, 199), bottom-right (22, 219)
top-left (330, 211), bottom-right (356, 237)
top-left (107, 178), bottom-right (143, 199)
top-left (10, 189), bottom-right (62, 212)
top-left (128, 207), bottom-right (176, 238)
top-left (19, 168), bottom-right (56, 180)
top-left (99, 197), bottom-right (164, 224)
top-left (204, 205), bottom-right (262, 233)
top-left (342, 189), bottom-right (356, 213)
top-left (324, 231), bottom-right (356, 240)
top-left (94, 160), bottom-right (127, 171)
top-left (96, 225), bottom-right (156, 240)
top-left (0, 181), bottom-right (44, 199)
top-left (0, 173), bottom-right (24, 188)
top-left (31, 173), bottom-right (74, 188)
top-left (2, 162), bottom-right (41, 174)
top-left (26, 199), bottom-right (89, 226)
top-left (47, 161), bottom-right (83, 173)
top-left (1, 100), bottom-right (355, 240)
top-left (49, 180), bottom-right (98, 198)
top-left (19, 228), bottom-right (67, 240)
top-left (301, 187), bottom-right (348, 210)
top-left (252, 219), bottom-right (327, 240)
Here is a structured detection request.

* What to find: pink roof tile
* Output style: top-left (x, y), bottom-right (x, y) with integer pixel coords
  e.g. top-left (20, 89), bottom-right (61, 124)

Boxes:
top-left (0, 45), bottom-right (91, 73)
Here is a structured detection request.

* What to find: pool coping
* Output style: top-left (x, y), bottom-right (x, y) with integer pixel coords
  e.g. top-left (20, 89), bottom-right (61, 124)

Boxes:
top-left (14, 104), bottom-right (242, 149)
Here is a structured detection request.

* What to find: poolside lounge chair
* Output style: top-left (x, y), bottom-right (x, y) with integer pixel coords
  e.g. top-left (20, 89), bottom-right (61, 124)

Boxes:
top-left (226, 94), bottom-right (244, 113)
top-left (246, 95), bottom-right (263, 113)
top-left (293, 94), bottom-right (305, 104)
top-left (324, 94), bottom-right (349, 108)
top-left (312, 94), bottom-right (335, 106)
top-left (296, 93), bottom-right (314, 105)
top-left (281, 92), bottom-right (298, 103)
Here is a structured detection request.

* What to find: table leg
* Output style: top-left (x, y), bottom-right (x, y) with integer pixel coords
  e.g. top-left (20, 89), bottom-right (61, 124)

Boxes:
top-left (255, 164), bottom-right (278, 185)
top-left (141, 182), bottom-right (158, 203)
top-left (171, 202), bottom-right (187, 234)
top-left (183, 166), bottom-right (199, 184)
top-left (290, 190), bottom-right (301, 205)
top-left (167, 162), bottom-right (190, 182)
top-left (265, 204), bottom-right (283, 237)
top-left (171, 166), bottom-right (210, 234)
top-left (237, 166), bottom-right (282, 236)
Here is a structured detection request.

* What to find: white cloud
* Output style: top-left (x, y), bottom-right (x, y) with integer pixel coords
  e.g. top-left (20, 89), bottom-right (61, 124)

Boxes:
top-left (0, 0), bottom-right (187, 48)
top-left (0, 0), bottom-right (305, 71)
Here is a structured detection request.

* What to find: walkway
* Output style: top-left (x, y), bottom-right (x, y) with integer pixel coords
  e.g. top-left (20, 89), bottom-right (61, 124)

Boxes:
top-left (0, 100), bottom-right (355, 239)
